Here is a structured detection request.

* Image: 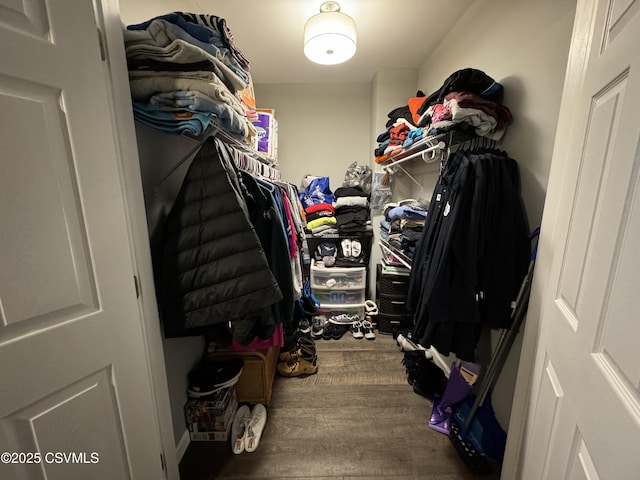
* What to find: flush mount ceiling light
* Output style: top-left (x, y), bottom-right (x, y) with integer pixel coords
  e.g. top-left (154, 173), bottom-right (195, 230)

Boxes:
top-left (304, 1), bottom-right (357, 65)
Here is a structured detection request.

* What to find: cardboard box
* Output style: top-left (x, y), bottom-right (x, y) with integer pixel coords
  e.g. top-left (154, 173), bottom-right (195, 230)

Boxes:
top-left (210, 347), bottom-right (278, 405)
top-left (185, 388), bottom-right (238, 441)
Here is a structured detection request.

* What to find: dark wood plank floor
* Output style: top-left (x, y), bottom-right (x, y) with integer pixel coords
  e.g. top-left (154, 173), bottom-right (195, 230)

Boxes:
top-left (179, 333), bottom-right (501, 480)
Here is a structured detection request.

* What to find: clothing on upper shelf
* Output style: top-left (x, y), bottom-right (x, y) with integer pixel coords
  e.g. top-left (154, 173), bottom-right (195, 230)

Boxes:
top-left (406, 147), bottom-right (530, 362)
top-left (374, 68), bottom-right (509, 164)
top-left (124, 13), bottom-right (255, 142)
top-left (416, 68), bottom-right (504, 115)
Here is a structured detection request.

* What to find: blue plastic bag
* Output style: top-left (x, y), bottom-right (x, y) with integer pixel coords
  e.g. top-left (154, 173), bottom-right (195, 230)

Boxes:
top-left (299, 176), bottom-right (334, 207)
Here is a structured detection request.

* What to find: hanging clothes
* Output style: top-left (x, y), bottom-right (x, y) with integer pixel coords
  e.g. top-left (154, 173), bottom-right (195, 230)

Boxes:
top-left (406, 146), bottom-right (530, 361)
top-left (159, 137), bottom-right (283, 341)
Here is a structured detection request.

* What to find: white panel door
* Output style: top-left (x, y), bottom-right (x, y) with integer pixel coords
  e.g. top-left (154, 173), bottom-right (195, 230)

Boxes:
top-left (518, 0), bottom-right (640, 478)
top-left (0, 1), bottom-right (166, 479)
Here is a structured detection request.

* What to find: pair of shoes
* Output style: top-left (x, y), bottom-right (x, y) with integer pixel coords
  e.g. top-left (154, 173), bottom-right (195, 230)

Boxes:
top-left (361, 319), bottom-right (376, 340)
top-left (401, 350), bottom-right (447, 398)
top-left (230, 404), bottom-right (268, 454)
top-left (329, 313), bottom-right (359, 325)
top-left (311, 315), bottom-right (327, 339)
top-left (322, 322), bottom-right (349, 340)
top-left (341, 238), bottom-right (362, 258)
top-left (279, 335), bottom-right (315, 363)
top-left (277, 345), bottom-right (318, 376)
top-left (365, 300), bottom-right (379, 316)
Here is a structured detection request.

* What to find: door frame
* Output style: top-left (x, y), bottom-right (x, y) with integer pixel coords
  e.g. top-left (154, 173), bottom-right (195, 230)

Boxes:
top-left (97, 1), bottom-right (179, 478)
top-left (502, 0), bottom-right (593, 476)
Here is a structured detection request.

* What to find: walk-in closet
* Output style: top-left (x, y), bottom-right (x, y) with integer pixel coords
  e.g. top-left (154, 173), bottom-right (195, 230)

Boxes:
top-left (2, 0), bottom-right (640, 479)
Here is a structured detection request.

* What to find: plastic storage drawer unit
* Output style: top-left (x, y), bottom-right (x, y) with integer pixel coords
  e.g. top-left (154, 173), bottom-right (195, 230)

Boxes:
top-left (314, 288), bottom-right (366, 305)
top-left (311, 260), bottom-right (366, 289)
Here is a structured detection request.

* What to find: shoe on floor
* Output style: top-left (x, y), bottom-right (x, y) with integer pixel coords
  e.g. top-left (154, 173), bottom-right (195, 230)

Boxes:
top-left (329, 313), bottom-right (359, 325)
top-left (230, 405), bottom-right (251, 454)
top-left (351, 320), bottom-right (364, 339)
top-left (331, 323), bottom-right (349, 340)
top-left (362, 319), bottom-right (376, 340)
top-left (278, 335), bottom-right (315, 362)
top-left (322, 322), bottom-right (335, 340)
top-left (298, 317), bottom-right (311, 334)
top-left (277, 345), bottom-right (318, 377)
top-left (245, 404), bottom-right (267, 452)
top-left (311, 315), bottom-right (327, 339)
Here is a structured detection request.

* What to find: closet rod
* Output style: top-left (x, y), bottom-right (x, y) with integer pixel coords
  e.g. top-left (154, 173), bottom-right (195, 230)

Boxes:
top-left (382, 141), bottom-right (446, 171)
top-left (153, 122), bottom-right (275, 193)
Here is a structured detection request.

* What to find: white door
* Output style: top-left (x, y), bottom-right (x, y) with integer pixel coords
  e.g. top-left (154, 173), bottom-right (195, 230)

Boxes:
top-left (514, 0), bottom-right (640, 478)
top-left (0, 1), bottom-right (166, 479)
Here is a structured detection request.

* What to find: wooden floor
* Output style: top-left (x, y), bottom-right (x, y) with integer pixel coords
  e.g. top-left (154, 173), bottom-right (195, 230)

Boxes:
top-left (179, 333), bottom-right (500, 480)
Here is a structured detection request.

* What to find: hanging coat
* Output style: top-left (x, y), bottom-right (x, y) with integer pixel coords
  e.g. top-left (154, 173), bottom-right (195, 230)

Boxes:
top-left (160, 137), bottom-right (282, 338)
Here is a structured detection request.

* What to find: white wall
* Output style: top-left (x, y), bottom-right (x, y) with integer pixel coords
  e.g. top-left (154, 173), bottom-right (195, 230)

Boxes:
top-left (133, 123), bottom-right (206, 446)
top-left (403, 0), bottom-right (577, 428)
top-left (369, 69), bottom-right (419, 297)
top-left (253, 83), bottom-right (371, 190)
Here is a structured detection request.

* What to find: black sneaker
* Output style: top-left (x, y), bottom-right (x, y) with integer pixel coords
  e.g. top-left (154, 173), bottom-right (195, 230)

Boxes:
top-left (332, 324), bottom-right (349, 340)
top-left (299, 318), bottom-right (311, 334)
top-left (322, 322), bottom-right (335, 340)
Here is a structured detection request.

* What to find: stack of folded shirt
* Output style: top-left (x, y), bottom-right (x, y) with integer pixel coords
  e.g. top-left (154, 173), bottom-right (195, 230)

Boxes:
top-left (333, 186), bottom-right (371, 234)
top-left (305, 203), bottom-right (337, 236)
top-left (123, 12), bottom-right (256, 142)
top-left (385, 199), bottom-right (429, 258)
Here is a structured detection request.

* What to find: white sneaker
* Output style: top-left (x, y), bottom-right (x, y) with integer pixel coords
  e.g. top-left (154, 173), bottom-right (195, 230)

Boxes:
top-left (341, 238), bottom-right (352, 257)
top-left (351, 320), bottom-right (364, 339)
top-left (230, 405), bottom-right (250, 454)
top-left (351, 239), bottom-right (362, 257)
top-left (244, 404), bottom-right (268, 452)
top-left (362, 320), bottom-right (376, 340)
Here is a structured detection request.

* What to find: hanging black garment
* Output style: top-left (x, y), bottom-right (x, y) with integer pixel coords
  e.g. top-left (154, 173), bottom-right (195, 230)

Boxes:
top-left (243, 172), bottom-right (295, 333)
top-left (407, 148), bottom-right (529, 361)
top-left (159, 137), bottom-right (283, 338)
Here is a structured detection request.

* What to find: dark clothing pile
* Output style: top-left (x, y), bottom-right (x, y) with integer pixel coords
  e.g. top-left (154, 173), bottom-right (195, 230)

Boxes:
top-left (406, 148), bottom-right (530, 362)
top-left (380, 200), bottom-right (429, 259)
top-left (333, 186), bottom-right (371, 234)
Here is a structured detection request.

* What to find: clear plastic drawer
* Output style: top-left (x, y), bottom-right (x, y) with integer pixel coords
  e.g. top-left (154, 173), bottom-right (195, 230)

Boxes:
top-left (314, 288), bottom-right (366, 305)
top-left (310, 260), bottom-right (366, 289)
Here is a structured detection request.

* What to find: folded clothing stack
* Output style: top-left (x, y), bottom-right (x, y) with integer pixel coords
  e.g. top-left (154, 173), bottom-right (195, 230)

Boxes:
top-left (333, 186), bottom-right (371, 235)
top-left (305, 202), bottom-right (337, 236)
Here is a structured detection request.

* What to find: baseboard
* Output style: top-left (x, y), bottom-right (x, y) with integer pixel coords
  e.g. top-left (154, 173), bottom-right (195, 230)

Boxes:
top-left (176, 428), bottom-right (190, 462)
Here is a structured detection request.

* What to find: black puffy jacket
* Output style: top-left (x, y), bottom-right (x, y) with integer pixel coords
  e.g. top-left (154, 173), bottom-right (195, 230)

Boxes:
top-left (160, 138), bottom-right (283, 338)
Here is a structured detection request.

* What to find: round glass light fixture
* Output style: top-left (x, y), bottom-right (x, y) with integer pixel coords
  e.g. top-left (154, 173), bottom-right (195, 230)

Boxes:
top-left (304, 1), bottom-right (357, 65)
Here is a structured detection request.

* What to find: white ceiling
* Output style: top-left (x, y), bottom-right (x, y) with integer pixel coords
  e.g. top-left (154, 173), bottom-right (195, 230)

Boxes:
top-left (118, 0), bottom-right (474, 84)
